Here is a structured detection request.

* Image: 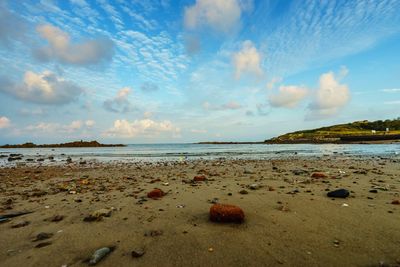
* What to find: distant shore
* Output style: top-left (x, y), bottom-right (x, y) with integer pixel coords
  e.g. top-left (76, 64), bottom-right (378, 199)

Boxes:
top-left (0, 141), bottom-right (126, 149)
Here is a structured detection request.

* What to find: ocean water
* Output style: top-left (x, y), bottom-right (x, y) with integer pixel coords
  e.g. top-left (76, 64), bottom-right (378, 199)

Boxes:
top-left (0, 143), bottom-right (399, 166)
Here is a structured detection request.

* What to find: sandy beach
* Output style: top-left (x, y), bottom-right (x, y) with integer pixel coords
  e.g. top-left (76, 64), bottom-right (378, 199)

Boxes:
top-left (0, 155), bottom-right (399, 267)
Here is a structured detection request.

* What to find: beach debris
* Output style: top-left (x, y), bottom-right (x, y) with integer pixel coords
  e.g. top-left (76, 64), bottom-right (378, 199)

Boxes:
top-left (341, 203), bottom-right (349, 207)
top-left (83, 208), bottom-right (112, 222)
top-left (0, 211), bottom-right (33, 221)
top-left (162, 182), bottom-right (169, 186)
top-left (208, 198), bottom-right (219, 204)
top-left (35, 242), bottom-right (52, 248)
top-left (131, 248), bottom-right (145, 258)
top-left (11, 220), bottom-right (30, 228)
top-left (176, 204), bottom-right (185, 208)
top-left (193, 175), bottom-right (206, 182)
top-left (327, 189), bottom-right (350, 198)
top-left (33, 232), bottom-right (53, 241)
top-left (88, 246), bottom-right (115, 265)
top-left (311, 172), bottom-right (328, 179)
top-left (249, 183), bottom-right (260, 190)
top-left (239, 189), bottom-right (248, 195)
top-left (147, 189), bottom-right (165, 199)
top-left (391, 200), bottom-right (400, 205)
top-left (208, 247), bottom-right (214, 252)
top-left (0, 218), bottom-right (10, 223)
top-left (209, 204), bottom-right (245, 223)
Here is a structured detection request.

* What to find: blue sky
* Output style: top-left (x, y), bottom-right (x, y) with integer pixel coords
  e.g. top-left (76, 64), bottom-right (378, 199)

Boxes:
top-left (0, 0), bottom-right (399, 144)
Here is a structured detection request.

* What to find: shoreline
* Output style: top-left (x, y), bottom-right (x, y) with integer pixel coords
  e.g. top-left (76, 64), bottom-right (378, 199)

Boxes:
top-left (1, 156), bottom-right (399, 266)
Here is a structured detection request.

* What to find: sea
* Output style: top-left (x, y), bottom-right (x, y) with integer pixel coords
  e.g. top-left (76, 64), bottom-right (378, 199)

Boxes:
top-left (1, 143), bottom-right (399, 166)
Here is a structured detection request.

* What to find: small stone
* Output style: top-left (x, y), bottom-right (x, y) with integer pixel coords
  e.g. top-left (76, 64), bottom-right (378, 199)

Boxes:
top-left (193, 175), bottom-right (206, 182)
top-left (131, 249), bottom-right (145, 258)
top-left (33, 232), bottom-right (53, 242)
top-left (327, 189), bottom-right (350, 198)
top-left (35, 242), bottom-right (52, 248)
top-left (209, 204), bottom-right (245, 223)
top-left (50, 215), bottom-right (64, 222)
top-left (249, 183), bottom-right (260, 190)
top-left (244, 169), bottom-right (255, 174)
top-left (311, 172), bottom-right (328, 179)
top-left (369, 189), bottom-right (378, 193)
top-left (84, 208), bottom-right (112, 222)
top-left (11, 220), bottom-right (30, 228)
top-left (391, 200), bottom-right (400, 205)
top-left (239, 190), bottom-right (248, 195)
top-left (147, 189), bottom-right (165, 199)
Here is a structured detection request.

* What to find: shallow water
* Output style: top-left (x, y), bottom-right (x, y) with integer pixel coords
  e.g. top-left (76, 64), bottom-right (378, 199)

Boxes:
top-left (1, 143), bottom-right (399, 166)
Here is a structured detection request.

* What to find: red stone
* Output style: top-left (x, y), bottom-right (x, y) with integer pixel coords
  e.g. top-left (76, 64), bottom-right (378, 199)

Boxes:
top-left (147, 189), bottom-right (165, 199)
top-left (193, 175), bottom-right (206, 182)
top-left (311, 172), bottom-right (328, 179)
top-left (391, 200), bottom-right (400, 205)
top-left (209, 204), bottom-right (245, 223)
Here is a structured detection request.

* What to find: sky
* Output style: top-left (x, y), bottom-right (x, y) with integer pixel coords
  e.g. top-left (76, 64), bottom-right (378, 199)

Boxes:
top-left (0, 0), bottom-right (399, 144)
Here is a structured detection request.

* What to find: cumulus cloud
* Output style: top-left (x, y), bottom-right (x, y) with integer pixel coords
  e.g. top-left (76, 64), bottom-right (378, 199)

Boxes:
top-left (34, 24), bottom-right (114, 66)
top-left (266, 77), bottom-right (282, 90)
top-left (269, 85), bottom-right (308, 108)
top-left (0, 71), bottom-right (83, 105)
top-left (104, 119), bottom-right (181, 138)
top-left (307, 70), bottom-right (350, 119)
top-left (0, 116), bottom-right (11, 129)
top-left (0, 4), bottom-right (27, 47)
top-left (233, 40), bottom-right (263, 79)
top-left (140, 82), bottom-right (159, 93)
top-left (103, 87), bottom-right (133, 113)
top-left (184, 0), bottom-right (242, 34)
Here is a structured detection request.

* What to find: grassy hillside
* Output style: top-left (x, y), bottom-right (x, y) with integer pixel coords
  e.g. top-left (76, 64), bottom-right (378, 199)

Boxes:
top-left (266, 119), bottom-right (400, 143)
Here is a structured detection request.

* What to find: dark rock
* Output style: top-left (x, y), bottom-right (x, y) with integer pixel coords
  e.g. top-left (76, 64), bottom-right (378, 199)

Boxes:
top-left (392, 200), bottom-right (400, 205)
top-left (35, 242), bottom-right (52, 248)
top-left (33, 232), bottom-right (53, 241)
top-left (369, 189), bottom-right (378, 193)
top-left (11, 220), bottom-right (30, 228)
top-left (209, 204), bottom-right (245, 223)
top-left (193, 175), bottom-right (206, 182)
top-left (327, 189), bottom-right (350, 198)
top-left (311, 172), bottom-right (328, 179)
top-left (50, 215), bottom-right (64, 222)
top-left (131, 249), bottom-right (145, 258)
top-left (239, 190), bottom-right (248, 195)
top-left (147, 189), bottom-right (165, 199)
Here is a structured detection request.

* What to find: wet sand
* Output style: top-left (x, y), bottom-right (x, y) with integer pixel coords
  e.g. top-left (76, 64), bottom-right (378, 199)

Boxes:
top-left (0, 155), bottom-right (399, 267)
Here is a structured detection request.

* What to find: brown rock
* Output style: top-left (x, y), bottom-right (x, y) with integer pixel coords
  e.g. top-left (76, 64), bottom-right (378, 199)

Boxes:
top-left (311, 172), bottom-right (328, 179)
top-left (193, 175), bottom-right (206, 182)
top-left (209, 204), bottom-right (245, 223)
top-left (392, 200), bottom-right (400, 205)
top-left (147, 189), bottom-right (165, 199)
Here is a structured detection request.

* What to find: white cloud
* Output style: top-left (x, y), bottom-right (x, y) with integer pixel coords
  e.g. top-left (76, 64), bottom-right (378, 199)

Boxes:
top-left (140, 82), bottom-right (159, 92)
top-left (233, 40), bottom-right (263, 79)
top-left (34, 24), bottom-right (114, 65)
top-left (25, 120), bottom-right (94, 134)
top-left (0, 116), bottom-right (10, 129)
top-left (381, 88), bottom-right (400, 93)
top-left (184, 0), bottom-right (242, 33)
top-left (104, 119), bottom-right (181, 138)
top-left (269, 85), bottom-right (308, 108)
top-left (103, 87), bottom-right (133, 113)
top-left (384, 100), bottom-right (400, 105)
top-left (0, 71), bottom-right (83, 105)
top-left (85, 120), bottom-right (95, 127)
top-left (307, 70), bottom-right (350, 119)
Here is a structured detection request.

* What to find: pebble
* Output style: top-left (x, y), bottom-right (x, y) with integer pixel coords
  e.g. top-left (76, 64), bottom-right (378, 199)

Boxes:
top-left (327, 189), bottom-right (350, 198)
top-left (11, 220), bottom-right (30, 228)
top-left (249, 183), bottom-right (260, 190)
top-left (147, 189), bottom-right (165, 199)
top-left (239, 190), bottom-right (248, 195)
top-left (83, 209), bottom-right (112, 222)
top-left (88, 246), bottom-right (115, 265)
top-left (209, 203), bottom-right (245, 223)
top-left (131, 249), bottom-right (145, 258)
top-left (33, 232), bottom-right (53, 241)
